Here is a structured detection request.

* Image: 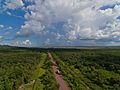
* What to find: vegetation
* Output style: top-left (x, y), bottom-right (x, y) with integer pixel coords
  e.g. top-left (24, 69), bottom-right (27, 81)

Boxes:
top-left (0, 45), bottom-right (120, 90)
top-left (0, 51), bottom-right (40, 90)
top-left (52, 49), bottom-right (120, 90)
top-left (0, 47), bottom-right (58, 90)
top-left (33, 54), bottom-right (58, 90)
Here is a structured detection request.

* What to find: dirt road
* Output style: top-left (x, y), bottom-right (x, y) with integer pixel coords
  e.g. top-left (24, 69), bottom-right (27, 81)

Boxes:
top-left (48, 53), bottom-right (70, 90)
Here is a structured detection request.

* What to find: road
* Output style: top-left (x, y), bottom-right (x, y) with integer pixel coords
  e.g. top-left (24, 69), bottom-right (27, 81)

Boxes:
top-left (48, 53), bottom-right (70, 90)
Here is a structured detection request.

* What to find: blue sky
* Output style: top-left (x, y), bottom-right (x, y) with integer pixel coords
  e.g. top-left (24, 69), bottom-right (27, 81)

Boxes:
top-left (0, 0), bottom-right (120, 47)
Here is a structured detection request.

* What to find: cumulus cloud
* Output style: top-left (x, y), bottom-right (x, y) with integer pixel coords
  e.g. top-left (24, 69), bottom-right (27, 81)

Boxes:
top-left (3, 0), bottom-right (24, 10)
top-left (16, 0), bottom-right (119, 41)
top-left (0, 25), bottom-right (4, 28)
top-left (22, 40), bottom-right (32, 46)
top-left (14, 40), bottom-right (32, 46)
top-left (2, 0), bottom-right (120, 46)
top-left (0, 36), bottom-right (3, 39)
top-left (0, 25), bottom-right (13, 31)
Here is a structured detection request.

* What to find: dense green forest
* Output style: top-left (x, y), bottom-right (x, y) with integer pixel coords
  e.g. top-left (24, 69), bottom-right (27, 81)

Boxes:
top-left (0, 46), bottom-right (58, 90)
top-left (53, 49), bottom-right (120, 90)
top-left (0, 46), bottom-right (120, 90)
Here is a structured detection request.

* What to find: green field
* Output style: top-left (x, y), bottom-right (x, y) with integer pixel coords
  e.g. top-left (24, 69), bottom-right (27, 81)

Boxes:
top-left (0, 46), bottom-right (120, 90)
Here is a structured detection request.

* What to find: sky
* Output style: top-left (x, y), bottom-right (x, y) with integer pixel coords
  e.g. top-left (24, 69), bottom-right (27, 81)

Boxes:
top-left (0, 0), bottom-right (120, 47)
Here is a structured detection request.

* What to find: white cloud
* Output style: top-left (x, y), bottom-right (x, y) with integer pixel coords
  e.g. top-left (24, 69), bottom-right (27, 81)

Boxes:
top-left (22, 40), bottom-right (32, 46)
top-left (99, 8), bottom-right (113, 16)
top-left (13, 41), bottom-right (19, 46)
top-left (6, 12), bottom-right (12, 15)
top-left (2, 0), bottom-right (120, 46)
top-left (4, 0), bottom-right (24, 10)
top-left (17, 0), bottom-right (119, 41)
top-left (8, 26), bottom-right (12, 29)
top-left (0, 26), bottom-right (13, 31)
top-left (0, 36), bottom-right (3, 39)
top-left (44, 39), bottom-right (50, 46)
top-left (0, 25), bottom-right (4, 28)
top-left (13, 40), bottom-right (32, 46)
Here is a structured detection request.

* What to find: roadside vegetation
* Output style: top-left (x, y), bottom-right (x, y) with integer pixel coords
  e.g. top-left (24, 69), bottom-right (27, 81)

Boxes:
top-left (52, 49), bottom-right (120, 90)
top-left (0, 46), bottom-right (58, 90)
top-left (33, 54), bottom-right (58, 90)
top-left (0, 46), bottom-right (120, 90)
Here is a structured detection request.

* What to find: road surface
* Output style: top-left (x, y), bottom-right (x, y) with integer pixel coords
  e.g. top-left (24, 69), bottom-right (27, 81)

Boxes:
top-left (48, 53), bottom-right (70, 90)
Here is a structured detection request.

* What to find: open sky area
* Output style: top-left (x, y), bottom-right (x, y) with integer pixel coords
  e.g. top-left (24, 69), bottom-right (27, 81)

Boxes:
top-left (0, 0), bottom-right (120, 47)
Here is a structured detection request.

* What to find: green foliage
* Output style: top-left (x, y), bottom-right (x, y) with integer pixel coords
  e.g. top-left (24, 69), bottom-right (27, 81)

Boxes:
top-left (0, 47), bottom-right (58, 90)
top-left (33, 56), bottom-right (58, 90)
top-left (0, 50), bottom-right (42, 90)
top-left (52, 49), bottom-right (120, 90)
